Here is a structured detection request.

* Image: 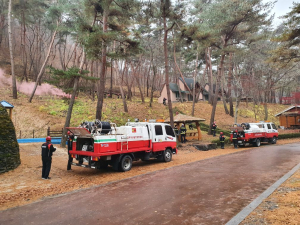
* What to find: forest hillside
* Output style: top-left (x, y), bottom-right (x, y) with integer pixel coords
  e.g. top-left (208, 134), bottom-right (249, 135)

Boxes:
top-left (0, 68), bottom-right (288, 139)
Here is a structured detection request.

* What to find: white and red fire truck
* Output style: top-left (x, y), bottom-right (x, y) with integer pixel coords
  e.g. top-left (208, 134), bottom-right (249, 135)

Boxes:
top-left (230, 121), bottom-right (278, 147)
top-left (67, 120), bottom-right (177, 172)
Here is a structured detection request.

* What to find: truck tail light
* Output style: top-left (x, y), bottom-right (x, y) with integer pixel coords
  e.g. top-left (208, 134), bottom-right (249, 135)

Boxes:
top-left (91, 156), bottom-right (99, 161)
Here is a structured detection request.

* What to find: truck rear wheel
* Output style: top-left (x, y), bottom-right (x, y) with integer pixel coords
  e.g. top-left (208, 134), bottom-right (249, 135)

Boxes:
top-left (163, 149), bottom-right (172, 162)
top-left (119, 155), bottom-right (132, 172)
top-left (254, 139), bottom-right (261, 147)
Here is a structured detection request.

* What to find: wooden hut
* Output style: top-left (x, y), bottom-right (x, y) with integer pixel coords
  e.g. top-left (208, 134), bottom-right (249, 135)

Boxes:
top-left (165, 114), bottom-right (205, 141)
top-left (275, 105), bottom-right (300, 129)
top-left (0, 100), bottom-right (14, 120)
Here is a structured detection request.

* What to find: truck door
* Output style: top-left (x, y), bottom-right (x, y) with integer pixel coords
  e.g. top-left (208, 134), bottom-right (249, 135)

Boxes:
top-left (153, 124), bottom-right (164, 142)
top-left (151, 124), bottom-right (165, 151)
top-left (164, 124), bottom-right (176, 142)
top-left (266, 123), bottom-right (273, 137)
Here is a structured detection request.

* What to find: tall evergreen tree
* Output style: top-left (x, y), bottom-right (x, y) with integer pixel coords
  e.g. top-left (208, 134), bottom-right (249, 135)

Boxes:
top-left (81, 0), bottom-right (141, 120)
top-left (270, 3), bottom-right (300, 66)
top-left (191, 0), bottom-right (272, 134)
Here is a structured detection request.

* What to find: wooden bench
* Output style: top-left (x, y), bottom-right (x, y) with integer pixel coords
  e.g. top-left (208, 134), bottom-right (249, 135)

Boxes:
top-left (186, 131), bottom-right (198, 136)
top-left (185, 131), bottom-right (199, 140)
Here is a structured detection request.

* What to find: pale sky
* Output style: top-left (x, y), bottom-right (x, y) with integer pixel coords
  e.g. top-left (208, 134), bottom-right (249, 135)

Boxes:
top-left (263, 0), bottom-right (300, 26)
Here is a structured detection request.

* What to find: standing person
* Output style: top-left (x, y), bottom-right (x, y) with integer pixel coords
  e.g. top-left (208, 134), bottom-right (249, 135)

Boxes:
top-left (219, 132), bottom-right (226, 149)
top-left (41, 136), bottom-right (56, 179)
top-left (232, 129), bottom-right (238, 149)
top-left (180, 124), bottom-right (187, 143)
top-left (174, 125), bottom-right (179, 144)
top-left (174, 125), bottom-right (179, 136)
top-left (212, 121), bottom-right (217, 137)
top-left (67, 131), bottom-right (74, 170)
top-left (163, 97), bottom-right (167, 105)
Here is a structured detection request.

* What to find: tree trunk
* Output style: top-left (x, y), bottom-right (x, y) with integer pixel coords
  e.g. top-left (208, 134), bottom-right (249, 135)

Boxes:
top-left (29, 28), bottom-right (58, 102)
top-left (263, 103), bottom-right (268, 121)
top-left (163, 16), bottom-right (174, 127)
top-left (119, 85), bottom-right (128, 112)
top-left (110, 59), bottom-right (113, 98)
top-left (207, 48), bottom-right (213, 105)
top-left (234, 96), bottom-right (240, 124)
top-left (208, 53), bottom-right (225, 134)
top-left (177, 78), bottom-right (183, 102)
top-left (8, 0), bottom-right (17, 99)
top-left (90, 61), bottom-right (95, 101)
top-left (95, 12), bottom-right (108, 120)
top-left (222, 88), bottom-right (229, 114)
top-left (136, 74), bottom-right (144, 103)
top-left (150, 64), bottom-right (157, 107)
top-left (221, 75), bottom-right (229, 114)
top-left (60, 49), bottom-right (86, 147)
top-left (58, 42), bottom-right (66, 71)
top-left (21, 9), bottom-right (28, 82)
top-left (192, 51), bottom-right (198, 116)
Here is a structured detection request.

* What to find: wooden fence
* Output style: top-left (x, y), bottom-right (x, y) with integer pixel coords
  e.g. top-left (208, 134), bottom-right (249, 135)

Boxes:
top-left (47, 127), bottom-right (63, 137)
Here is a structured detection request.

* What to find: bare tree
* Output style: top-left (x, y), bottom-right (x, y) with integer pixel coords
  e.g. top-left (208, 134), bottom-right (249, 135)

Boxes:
top-left (8, 0), bottom-right (17, 99)
top-left (28, 26), bottom-right (58, 102)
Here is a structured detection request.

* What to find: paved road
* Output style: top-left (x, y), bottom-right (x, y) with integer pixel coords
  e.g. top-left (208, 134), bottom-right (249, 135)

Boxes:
top-left (1, 143), bottom-right (300, 225)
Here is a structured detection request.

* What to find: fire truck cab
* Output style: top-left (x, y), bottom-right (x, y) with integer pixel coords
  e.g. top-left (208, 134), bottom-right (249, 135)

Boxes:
top-left (67, 121), bottom-right (177, 172)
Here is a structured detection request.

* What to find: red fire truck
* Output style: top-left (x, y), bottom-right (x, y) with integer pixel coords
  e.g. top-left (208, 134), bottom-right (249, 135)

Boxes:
top-left (230, 121), bottom-right (278, 147)
top-left (67, 120), bottom-right (177, 172)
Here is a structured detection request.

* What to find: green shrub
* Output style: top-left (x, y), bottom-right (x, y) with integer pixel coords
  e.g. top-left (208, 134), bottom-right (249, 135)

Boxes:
top-left (278, 133), bottom-right (300, 139)
top-left (211, 138), bottom-right (231, 146)
top-left (199, 122), bottom-right (231, 136)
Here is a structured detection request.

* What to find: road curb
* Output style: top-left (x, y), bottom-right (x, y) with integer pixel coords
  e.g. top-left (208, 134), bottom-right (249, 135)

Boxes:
top-left (226, 162), bottom-right (300, 225)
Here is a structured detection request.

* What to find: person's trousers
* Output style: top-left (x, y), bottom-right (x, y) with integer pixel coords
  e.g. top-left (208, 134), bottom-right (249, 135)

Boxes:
top-left (221, 142), bottom-right (224, 149)
top-left (233, 139), bottom-right (238, 148)
top-left (67, 153), bottom-right (73, 170)
top-left (42, 157), bottom-right (52, 178)
top-left (212, 129), bottom-right (216, 136)
top-left (181, 134), bottom-right (186, 143)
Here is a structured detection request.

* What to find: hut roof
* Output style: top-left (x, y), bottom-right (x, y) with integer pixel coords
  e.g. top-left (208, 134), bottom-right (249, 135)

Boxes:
top-left (164, 113), bottom-right (205, 123)
top-left (0, 100), bottom-right (14, 108)
top-left (275, 105), bottom-right (300, 117)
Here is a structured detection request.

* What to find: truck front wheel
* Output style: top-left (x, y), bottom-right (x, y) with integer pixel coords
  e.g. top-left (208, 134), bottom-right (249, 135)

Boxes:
top-left (271, 137), bottom-right (277, 144)
top-left (254, 139), bottom-right (261, 147)
top-left (119, 155), bottom-right (132, 172)
top-left (163, 149), bottom-right (172, 162)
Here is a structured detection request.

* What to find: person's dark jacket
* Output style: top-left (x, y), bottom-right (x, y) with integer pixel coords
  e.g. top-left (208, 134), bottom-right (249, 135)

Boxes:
top-left (67, 135), bottom-right (74, 151)
top-left (180, 126), bottom-right (186, 134)
top-left (219, 135), bottom-right (225, 142)
top-left (232, 132), bottom-right (238, 139)
top-left (174, 127), bottom-right (179, 135)
top-left (41, 142), bottom-right (56, 158)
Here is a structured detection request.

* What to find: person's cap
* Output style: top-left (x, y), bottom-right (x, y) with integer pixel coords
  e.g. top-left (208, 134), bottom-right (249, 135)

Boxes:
top-left (46, 136), bottom-right (51, 141)
top-left (235, 130), bottom-right (238, 132)
top-left (67, 131), bottom-right (71, 135)
top-left (220, 132), bottom-right (223, 135)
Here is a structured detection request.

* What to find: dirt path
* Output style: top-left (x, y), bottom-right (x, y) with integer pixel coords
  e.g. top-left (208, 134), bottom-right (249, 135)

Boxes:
top-left (1, 138), bottom-right (299, 212)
